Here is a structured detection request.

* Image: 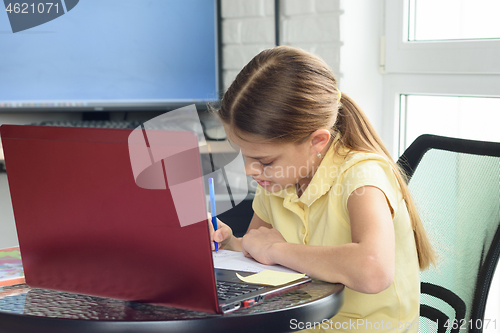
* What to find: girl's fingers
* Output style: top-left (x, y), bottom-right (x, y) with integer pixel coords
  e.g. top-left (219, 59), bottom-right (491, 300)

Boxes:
top-left (213, 229), bottom-right (223, 243)
top-left (207, 213), bottom-right (234, 250)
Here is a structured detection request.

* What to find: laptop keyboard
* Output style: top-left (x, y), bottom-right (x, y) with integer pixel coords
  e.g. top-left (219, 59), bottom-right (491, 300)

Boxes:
top-left (216, 281), bottom-right (264, 301)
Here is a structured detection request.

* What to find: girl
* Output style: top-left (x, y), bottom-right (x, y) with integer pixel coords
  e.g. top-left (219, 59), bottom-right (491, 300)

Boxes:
top-left (210, 46), bottom-right (435, 332)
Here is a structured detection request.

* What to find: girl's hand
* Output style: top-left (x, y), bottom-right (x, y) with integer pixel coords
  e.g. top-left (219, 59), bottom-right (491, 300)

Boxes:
top-left (241, 227), bottom-right (287, 265)
top-left (207, 213), bottom-right (233, 251)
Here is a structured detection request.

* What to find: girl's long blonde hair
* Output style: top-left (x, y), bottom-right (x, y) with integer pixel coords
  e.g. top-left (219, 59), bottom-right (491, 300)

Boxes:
top-left (216, 45), bottom-right (435, 270)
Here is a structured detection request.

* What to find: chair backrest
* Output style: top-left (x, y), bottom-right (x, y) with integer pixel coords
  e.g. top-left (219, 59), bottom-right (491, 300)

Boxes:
top-left (397, 135), bottom-right (500, 333)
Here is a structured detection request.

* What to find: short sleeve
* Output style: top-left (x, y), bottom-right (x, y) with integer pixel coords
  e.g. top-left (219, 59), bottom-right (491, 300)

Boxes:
top-left (251, 187), bottom-right (273, 225)
top-left (340, 159), bottom-right (400, 220)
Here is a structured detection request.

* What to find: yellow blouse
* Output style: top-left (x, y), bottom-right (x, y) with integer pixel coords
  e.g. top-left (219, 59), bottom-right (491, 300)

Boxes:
top-left (252, 137), bottom-right (420, 333)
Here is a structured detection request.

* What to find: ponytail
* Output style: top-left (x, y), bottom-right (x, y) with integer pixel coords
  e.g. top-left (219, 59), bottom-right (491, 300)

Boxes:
top-left (336, 93), bottom-right (436, 270)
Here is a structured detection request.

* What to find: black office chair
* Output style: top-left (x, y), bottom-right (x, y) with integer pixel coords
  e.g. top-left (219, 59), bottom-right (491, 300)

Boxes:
top-left (397, 134), bottom-right (500, 333)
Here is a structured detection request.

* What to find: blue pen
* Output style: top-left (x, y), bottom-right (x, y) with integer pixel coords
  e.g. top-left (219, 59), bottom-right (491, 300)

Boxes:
top-left (208, 178), bottom-right (218, 251)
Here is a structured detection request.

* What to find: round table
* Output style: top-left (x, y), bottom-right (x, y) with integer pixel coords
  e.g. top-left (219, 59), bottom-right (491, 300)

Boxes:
top-left (0, 280), bottom-right (344, 333)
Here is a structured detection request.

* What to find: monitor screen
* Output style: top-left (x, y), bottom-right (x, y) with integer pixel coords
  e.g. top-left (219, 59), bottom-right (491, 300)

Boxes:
top-left (0, 0), bottom-right (220, 112)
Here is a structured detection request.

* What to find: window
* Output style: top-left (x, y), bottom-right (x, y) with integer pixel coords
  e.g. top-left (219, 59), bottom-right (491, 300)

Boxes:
top-left (382, 0), bottom-right (500, 157)
top-left (384, 0), bottom-right (500, 74)
top-left (399, 95), bottom-right (500, 153)
top-left (408, 0), bottom-right (500, 41)
top-left (384, 2), bottom-right (500, 330)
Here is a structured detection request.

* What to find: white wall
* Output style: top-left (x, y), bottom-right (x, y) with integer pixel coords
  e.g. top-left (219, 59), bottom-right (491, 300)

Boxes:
top-left (0, 174), bottom-right (17, 248)
top-left (339, 0), bottom-right (386, 150)
top-left (220, 0), bottom-right (387, 151)
top-left (221, 0), bottom-right (276, 91)
top-left (280, 0), bottom-right (342, 76)
top-left (221, 0), bottom-right (342, 91)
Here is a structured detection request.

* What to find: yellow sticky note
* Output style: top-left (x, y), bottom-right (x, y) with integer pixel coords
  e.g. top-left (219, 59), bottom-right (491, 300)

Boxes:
top-left (236, 270), bottom-right (306, 287)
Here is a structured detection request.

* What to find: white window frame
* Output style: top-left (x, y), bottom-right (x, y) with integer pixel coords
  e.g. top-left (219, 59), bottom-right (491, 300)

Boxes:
top-left (381, 0), bottom-right (500, 159)
top-left (383, 3), bottom-right (500, 325)
top-left (381, 73), bottom-right (500, 157)
top-left (385, 0), bottom-right (500, 74)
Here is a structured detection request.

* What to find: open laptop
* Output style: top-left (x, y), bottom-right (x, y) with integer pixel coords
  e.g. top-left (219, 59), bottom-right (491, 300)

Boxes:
top-left (0, 124), bottom-right (310, 314)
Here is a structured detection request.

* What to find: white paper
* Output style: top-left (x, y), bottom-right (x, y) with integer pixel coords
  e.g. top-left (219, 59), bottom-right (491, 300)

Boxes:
top-left (213, 249), bottom-right (301, 274)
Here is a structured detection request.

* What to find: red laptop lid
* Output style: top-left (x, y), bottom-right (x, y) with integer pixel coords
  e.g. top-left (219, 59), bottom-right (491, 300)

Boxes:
top-left (0, 125), bottom-right (218, 313)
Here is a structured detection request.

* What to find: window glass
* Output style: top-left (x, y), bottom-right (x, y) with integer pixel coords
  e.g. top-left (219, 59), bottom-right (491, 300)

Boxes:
top-left (400, 95), bottom-right (500, 153)
top-left (408, 0), bottom-right (500, 41)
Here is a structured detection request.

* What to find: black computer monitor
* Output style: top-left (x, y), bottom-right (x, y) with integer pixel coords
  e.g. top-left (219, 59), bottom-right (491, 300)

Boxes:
top-left (0, 0), bottom-right (221, 113)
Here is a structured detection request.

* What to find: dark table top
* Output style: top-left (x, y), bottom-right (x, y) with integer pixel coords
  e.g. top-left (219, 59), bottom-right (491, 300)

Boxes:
top-left (0, 280), bottom-right (344, 333)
